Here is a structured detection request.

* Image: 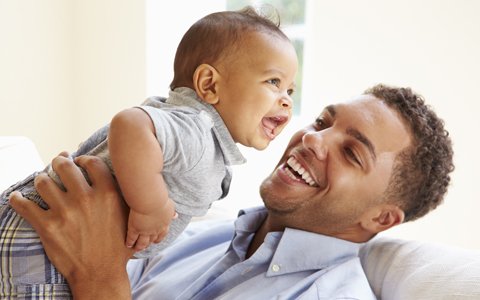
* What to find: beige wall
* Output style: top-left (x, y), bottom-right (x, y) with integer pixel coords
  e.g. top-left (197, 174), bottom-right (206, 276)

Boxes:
top-left (0, 0), bottom-right (146, 162)
top-left (71, 0), bottom-right (146, 145)
top-left (0, 0), bottom-right (75, 162)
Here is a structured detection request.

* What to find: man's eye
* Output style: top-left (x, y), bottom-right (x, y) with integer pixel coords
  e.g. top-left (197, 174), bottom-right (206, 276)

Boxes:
top-left (345, 147), bottom-right (361, 165)
top-left (315, 117), bottom-right (326, 129)
top-left (267, 78), bottom-right (280, 86)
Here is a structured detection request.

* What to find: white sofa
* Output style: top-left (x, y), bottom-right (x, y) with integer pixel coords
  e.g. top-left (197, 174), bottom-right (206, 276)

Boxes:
top-left (0, 136), bottom-right (45, 191)
top-left (360, 237), bottom-right (480, 299)
top-left (1, 136), bottom-right (480, 299)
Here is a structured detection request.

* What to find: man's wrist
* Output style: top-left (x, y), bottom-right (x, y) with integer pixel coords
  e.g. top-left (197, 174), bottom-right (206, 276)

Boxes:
top-left (68, 267), bottom-right (131, 299)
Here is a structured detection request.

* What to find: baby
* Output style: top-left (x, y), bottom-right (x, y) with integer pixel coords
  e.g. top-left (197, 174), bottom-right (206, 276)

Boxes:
top-left (0, 6), bottom-right (298, 299)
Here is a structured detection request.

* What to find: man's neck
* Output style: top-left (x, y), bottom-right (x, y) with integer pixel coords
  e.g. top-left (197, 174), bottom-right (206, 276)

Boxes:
top-left (244, 212), bottom-right (374, 258)
top-left (245, 214), bottom-right (285, 258)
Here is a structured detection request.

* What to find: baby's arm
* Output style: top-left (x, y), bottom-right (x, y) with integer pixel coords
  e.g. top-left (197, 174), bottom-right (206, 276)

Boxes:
top-left (108, 108), bottom-right (176, 252)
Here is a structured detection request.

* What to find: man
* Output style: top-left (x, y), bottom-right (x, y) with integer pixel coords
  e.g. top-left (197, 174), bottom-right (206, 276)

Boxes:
top-left (10, 84), bottom-right (454, 299)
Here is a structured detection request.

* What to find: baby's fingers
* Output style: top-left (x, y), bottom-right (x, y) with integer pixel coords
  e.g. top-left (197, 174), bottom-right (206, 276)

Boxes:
top-left (153, 233), bottom-right (165, 244)
top-left (133, 235), bottom-right (150, 251)
top-left (125, 230), bottom-right (139, 248)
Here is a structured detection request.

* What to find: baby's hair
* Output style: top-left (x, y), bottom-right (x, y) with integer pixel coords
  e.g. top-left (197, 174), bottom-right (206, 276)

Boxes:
top-left (170, 6), bottom-right (289, 90)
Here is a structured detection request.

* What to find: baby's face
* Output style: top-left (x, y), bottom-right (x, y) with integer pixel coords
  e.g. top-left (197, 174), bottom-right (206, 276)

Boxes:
top-left (213, 31), bottom-right (298, 150)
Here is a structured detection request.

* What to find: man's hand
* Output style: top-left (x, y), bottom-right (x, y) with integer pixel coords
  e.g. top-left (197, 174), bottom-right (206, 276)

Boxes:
top-left (10, 155), bottom-right (134, 299)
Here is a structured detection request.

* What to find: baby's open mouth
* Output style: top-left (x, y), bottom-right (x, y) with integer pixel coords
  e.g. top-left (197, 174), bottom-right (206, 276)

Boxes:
top-left (262, 116), bottom-right (288, 139)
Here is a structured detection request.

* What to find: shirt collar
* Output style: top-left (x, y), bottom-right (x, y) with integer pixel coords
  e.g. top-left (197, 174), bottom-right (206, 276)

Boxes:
top-left (266, 227), bottom-right (362, 276)
top-left (168, 87), bottom-right (246, 166)
top-left (235, 207), bottom-right (268, 233)
top-left (226, 207), bottom-right (268, 259)
top-left (233, 207), bottom-right (362, 276)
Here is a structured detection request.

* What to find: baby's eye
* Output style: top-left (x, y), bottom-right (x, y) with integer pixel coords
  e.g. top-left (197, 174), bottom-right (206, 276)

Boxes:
top-left (266, 78), bottom-right (280, 87)
top-left (287, 88), bottom-right (294, 96)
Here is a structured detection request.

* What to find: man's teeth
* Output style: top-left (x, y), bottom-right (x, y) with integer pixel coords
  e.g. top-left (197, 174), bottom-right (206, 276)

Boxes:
top-left (286, 157), bottom-right (317, 186)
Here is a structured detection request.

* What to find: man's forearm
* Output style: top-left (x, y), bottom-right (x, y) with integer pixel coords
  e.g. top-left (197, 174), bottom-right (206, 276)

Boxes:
top-left (68, 271), bottom-right (131, 300)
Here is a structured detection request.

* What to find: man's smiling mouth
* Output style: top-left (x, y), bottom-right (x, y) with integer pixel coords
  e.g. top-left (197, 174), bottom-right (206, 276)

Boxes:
top-left (285, 156), bottom-right (318, 187)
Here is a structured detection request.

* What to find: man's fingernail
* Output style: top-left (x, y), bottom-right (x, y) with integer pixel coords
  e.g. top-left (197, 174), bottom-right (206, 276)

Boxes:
top-left (9, 191), bottom-right (22, 199)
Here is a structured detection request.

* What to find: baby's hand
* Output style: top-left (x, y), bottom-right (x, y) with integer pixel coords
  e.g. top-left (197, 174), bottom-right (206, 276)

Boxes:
top-left (125, 198), bottom-right (176, 252)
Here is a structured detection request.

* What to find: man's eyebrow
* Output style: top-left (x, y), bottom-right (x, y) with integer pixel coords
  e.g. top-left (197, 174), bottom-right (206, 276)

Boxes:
top-left (325, 105), bottom-right (336, 117)
top-left (346, 127), bottom-right (377, 162)
top-left (323, 104), bottom-right (376, 161)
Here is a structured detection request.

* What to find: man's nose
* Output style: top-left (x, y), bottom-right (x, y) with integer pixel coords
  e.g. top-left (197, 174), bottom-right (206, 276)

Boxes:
top-left (302, 131), bottom-right (328, 161)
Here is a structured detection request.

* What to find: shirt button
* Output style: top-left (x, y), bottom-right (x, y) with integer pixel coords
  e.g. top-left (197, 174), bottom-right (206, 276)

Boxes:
top-left (271, 264), bottom-right (280, 272)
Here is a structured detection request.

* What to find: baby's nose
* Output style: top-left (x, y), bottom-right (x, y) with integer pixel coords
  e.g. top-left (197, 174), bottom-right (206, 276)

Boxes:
top-left (279, 96), bottom-right (293, 109)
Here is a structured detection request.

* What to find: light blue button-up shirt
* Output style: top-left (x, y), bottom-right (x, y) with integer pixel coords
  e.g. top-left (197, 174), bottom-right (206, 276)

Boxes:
top-left (127, 207), bottom-right (376, 299)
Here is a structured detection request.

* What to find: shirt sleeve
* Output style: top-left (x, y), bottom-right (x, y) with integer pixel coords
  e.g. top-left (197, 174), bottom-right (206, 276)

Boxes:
top-left (137, 105), bottom-right (211, 173)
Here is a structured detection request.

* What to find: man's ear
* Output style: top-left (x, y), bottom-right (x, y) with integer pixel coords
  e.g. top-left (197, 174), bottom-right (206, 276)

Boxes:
top-left (360, 205), bottom-right (405, 234)
top-left (192, 64), bottom-right (220, 105)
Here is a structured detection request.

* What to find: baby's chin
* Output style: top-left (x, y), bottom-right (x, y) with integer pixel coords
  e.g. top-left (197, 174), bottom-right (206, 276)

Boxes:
top-left (242, 129), bottom-right (281, 150)
top-left (249, 137), bottom-right (270, 150)
top-left (254, 143), bottom-right (269, 151)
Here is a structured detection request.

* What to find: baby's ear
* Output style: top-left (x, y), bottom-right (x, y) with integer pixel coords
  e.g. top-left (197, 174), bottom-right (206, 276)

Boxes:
top-left (193, 64), bottom-right (220, 105)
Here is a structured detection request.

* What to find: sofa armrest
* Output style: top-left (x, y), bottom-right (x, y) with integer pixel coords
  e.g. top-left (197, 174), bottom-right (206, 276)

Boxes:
top-left (360, 236), bottom-right (480, 299)
top-left (0, 136), bottom-right (44, 191)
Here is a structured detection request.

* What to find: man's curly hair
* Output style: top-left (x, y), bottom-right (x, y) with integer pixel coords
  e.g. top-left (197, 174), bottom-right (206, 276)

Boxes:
top-left (365, 84), bottom-right (454, 222)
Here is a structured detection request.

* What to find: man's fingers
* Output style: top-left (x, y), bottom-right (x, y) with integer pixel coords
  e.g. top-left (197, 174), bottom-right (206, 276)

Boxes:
top-left (33, 173), bottom-right (64, 210)
top-left (51, 156), bottom-right (89, 193)
top-left (57, 151), bottom-right (70, 158)
top-left (9, 192), bottom-right (49, 231)
top-left (74, 156), bottom-right (116, 191)
top-left (74, 156), bottom-right (129, 224)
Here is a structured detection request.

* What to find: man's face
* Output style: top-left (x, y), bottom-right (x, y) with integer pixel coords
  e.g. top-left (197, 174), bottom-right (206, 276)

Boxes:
top-left (259, 95), bottom-right (412, 234)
